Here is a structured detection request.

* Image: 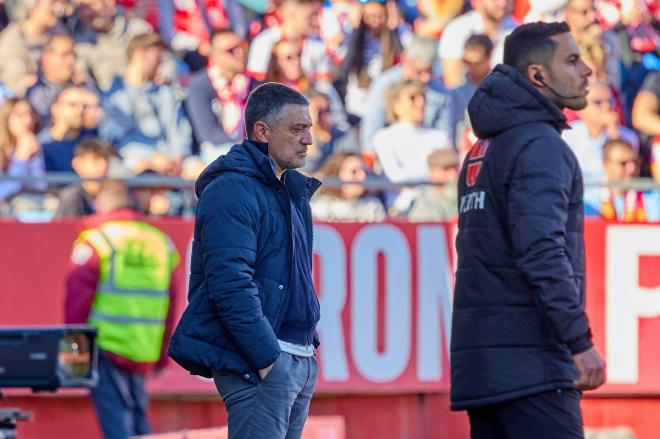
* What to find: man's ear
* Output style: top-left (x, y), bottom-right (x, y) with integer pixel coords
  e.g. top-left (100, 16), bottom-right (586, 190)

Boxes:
top-left (253, 121), bottom-right (270, 143)
top-left (528, 64), bottom-right (547, 88)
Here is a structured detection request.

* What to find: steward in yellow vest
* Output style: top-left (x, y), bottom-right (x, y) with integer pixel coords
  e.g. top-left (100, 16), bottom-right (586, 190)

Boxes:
top-left (65, 180), bottom-right (180, 439)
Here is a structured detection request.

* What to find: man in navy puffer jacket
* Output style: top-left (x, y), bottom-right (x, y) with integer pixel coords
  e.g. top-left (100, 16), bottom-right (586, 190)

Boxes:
top-left (451, 22), bottom-right (606, 438)
top-left (169, 83), bottom-right (321, 439)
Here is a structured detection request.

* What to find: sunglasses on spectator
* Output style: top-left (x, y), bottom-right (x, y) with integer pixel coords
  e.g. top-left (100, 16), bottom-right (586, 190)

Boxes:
top-left (216, 42), bottom-right (247, 55)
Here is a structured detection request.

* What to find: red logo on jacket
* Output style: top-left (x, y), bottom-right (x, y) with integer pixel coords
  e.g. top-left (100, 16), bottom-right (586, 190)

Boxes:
top-left (466, 139), bottom-right (491, 187)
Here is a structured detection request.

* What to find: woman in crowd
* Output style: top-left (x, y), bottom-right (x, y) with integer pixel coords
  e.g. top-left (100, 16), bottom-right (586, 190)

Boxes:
top-left (0, 97), bottom-right (46, 199)
top-left (311, 152), bottom-right (386, 222)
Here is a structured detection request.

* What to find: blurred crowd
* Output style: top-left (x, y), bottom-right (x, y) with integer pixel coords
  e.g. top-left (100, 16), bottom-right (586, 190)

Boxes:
top-left (0, 0), bottom-right (658, 222)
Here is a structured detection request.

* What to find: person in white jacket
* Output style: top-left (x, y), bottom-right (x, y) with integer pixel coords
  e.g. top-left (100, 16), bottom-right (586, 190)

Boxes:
top-left (373, 79), bottom-right (453, 183)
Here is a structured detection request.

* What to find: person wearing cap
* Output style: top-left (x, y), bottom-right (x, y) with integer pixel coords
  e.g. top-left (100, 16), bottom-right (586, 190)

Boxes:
top-left (99, 33), bottom-right (192, 175)
top-left (390, 148), bottom-right (459, 222)
top-left (360, 35), bottom-right (454, 157)
top-left (65, 179), bottom-right (180, 439)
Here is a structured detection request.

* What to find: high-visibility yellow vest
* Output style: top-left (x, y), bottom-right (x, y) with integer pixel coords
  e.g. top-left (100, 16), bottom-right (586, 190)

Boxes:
top-left (78, 220), bottom-right (180, 363)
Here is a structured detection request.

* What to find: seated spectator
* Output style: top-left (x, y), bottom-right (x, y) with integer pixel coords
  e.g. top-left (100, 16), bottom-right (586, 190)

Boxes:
top-left (333, 0), bottom-right (404, 118)
top-left (562, 79), bottom-right (639, 185)
top-left (373, 79), bottom-right (452, 183)
top-left (360, 35), bottom-right (453, 155)
top-left (451, 34), bottom-right (493, 146)
top-left (585, 139), bottom-right (660, 221)
top-left (632, 71), bottom-right (660, 181)
top-left (302, 88), bottom-right (358, 173)
top-left (54, 137), bottom-right (112, 218)
top-left (185, 29), bottom-right (250, 161)
top-left (319, 0), bottom-right (361, 59)
top-left (0, 0), bottom-right (61, 96)
top-left (26, 32), bottom-right (80, 123)
top-left (390, 148), bottom-right (459, 222)
top-left (157, 0), bottom-right (246, 71)
top-left (262, 38), bottom-right (350, 132)
top-left (38, 85), bottom-right (97, 172)
top-left (100, 34), bottom-right (192, 174)
top-left (0, 98), bottom-right (46, 199)
top-left (133, 170), bottom-right (183, 216)
top-left (311, 153), bottom-right (386, 222)
top-left (71, 0), bottom-right (156, 92)
top-left (565, 0), bottom-right (621, 91)
top-left (246, 0), bottom-right (331, 82)
top-left (438, 0), bottom-right (517, 88)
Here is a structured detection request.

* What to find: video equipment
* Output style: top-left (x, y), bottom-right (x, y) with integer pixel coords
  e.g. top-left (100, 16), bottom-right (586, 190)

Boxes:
top-left (0, 326), bottom-right (99, 438)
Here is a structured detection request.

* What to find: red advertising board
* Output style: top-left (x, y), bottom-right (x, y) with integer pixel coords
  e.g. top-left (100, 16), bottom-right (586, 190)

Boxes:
top-left (1, 220), bottom-right (659, 396)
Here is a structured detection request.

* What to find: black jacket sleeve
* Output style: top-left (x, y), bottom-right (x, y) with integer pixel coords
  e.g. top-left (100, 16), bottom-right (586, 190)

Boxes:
top-left (507, 137), bottom-right (593, 354)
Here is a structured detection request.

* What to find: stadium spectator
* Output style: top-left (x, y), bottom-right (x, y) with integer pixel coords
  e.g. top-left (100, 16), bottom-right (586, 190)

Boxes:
top-left (373, 79), bottom-right (452, 183)
top-left (71, 0), bottom-right (154, 91)
top-left (562, 79), bottom-right (639, 185)
top-left (65, 179), bottom-right (179, 439)
top-left (132, 170), bottom-right (182, 217)
top-left (438, 0), bottom-right (517, 88)
top-left (0, 98), bottom-right (46, 199)
top-left (564, 0), bottom-right (621, 90)
top-left (157, 0), bottom-right (246, 71)
top-left (586, 138), bottom-right (660, 221)
top-left (311, 152), bottom-right (386, 221)
top-left (451, 34), bottom-right (493, 146)
top-left (38, 85), bottom-right (96, 172)
top-left (246, 0), bottom-right (330, 82)
top-left (632, 71), bottom-right (660, 181)
top-left (100, 33), bottom-right (192, 175)
top-left (361, 35), bottom-right (453, 155)
top-left (302, 88), bottom-right (358, 173)
top-left (318, 0), bottom-right (361, 60)
top-left (54, 137), bottom-right (112, 218)
top-left (333, 0), bottom-right (404, 118)
top-left (185, 28), bottom-right (250, 160)
top-left (390, 148), bottom-right (459, 221)
top-left (26, 33), bottom-right (79, 123)
top-left (0, 0), bottom-right (61, 96)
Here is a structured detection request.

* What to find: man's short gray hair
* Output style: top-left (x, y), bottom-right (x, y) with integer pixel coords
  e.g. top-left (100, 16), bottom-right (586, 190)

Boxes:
top-left (405, 36), bottom-right (438, 66)
top-left (245, 83), bottom-right (309, 139)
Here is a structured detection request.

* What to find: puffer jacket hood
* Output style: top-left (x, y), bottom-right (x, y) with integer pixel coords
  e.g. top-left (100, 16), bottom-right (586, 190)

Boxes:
top-left (468, 64), bottom-right (569, 139)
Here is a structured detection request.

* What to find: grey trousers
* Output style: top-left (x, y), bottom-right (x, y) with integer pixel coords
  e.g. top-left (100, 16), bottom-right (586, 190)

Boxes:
top-left (213, 352), bottom-right (318, 439)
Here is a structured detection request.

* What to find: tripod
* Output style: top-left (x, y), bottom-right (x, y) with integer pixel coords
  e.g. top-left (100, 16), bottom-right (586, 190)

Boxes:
top-left (0, 391), bottom-right (33, 439)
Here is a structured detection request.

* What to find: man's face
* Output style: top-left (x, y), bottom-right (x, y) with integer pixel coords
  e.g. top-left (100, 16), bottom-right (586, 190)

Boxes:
top-left (463, 46), bottom-right (491, 84)
top-left (74, 0), bottom-right (115, 31)
top-left (210, 32), bottom-right (247, 75)
top-left (604, 146), bottom-right (638, 182)
top-left (280, 2), bottom-right (319, 38)
top-left (478, 0), bottom-right (509, 22)
top-left (72, 153), bottom-right (109, 179)
top-left (542, 33), bottom-right (592, 110)
top-left (429, 163), bottom-right (459, 185)
top-left (52, 88), bottom-right (86, 129)
top-left (580, 83), bottom-right (614, 126)
top-left (42, 36), bottom-right (76, 84)
top-left (393, 83), bottom-right (426, 125)
top-left (264, 104), bottom-right (313, 174)
top-left (565, 0), bottom-right (597, 34)
top-left (402, 56), bottom-right (433, 84)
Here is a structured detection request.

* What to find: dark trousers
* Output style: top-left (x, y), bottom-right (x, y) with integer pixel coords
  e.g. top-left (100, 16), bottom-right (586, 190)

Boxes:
top-left (468, 389), bottom-right (584, 439)
top-left (213, 352), bottom-right (318, 439)
top-left (90, 352), bottom-right (151, 439)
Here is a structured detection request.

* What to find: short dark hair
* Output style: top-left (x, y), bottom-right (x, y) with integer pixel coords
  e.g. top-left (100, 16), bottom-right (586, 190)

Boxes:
top-left (503, 21), bottom-right (571, 75)
top-left (465, 34), bottom-right (493, 58)
top-left (244, 83), bottom-right (309, 139)
top-left (74, 137), bottom-right (114, 159)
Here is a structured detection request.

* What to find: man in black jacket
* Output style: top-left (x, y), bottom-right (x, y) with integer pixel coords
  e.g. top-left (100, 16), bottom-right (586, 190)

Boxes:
top-left (169, 83), bottom-right (320, 439)
top-left (451, 21), bottom-right (606, 438)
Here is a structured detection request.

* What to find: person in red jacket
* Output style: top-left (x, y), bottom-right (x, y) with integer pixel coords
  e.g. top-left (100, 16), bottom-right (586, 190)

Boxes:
top-left (65, 179), bottom-right (179, 439)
